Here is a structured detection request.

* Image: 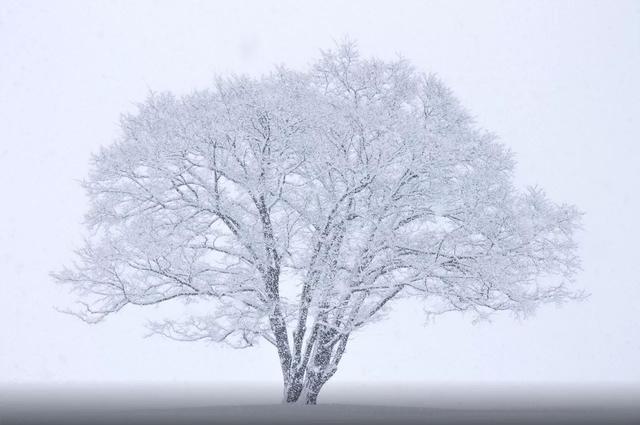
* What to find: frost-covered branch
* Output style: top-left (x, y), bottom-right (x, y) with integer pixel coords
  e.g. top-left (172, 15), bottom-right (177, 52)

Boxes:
top-left (54, 41), bottom-right (582, 405)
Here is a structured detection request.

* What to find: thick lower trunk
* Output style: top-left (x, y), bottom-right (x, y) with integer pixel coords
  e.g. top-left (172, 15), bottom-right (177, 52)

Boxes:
top-left (282, 331), bottom-right (346, 404)
top-left (283, 378), bottom-right (322, 404)
top-left (301, 387), bottom-right (319, 405)
top-left (284, 379), bottom-right (303, 403)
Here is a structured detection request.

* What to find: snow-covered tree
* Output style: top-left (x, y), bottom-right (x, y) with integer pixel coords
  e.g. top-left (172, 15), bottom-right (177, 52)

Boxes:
top-left (53, 42), bottom-right (581, 404)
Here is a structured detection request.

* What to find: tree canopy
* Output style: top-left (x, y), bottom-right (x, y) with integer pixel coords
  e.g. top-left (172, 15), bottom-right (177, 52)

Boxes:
top-left (54, 42), bottom-right (581, 404)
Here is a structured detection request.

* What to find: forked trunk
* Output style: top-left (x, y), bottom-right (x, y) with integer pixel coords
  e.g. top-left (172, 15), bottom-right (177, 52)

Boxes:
top-left (283, 374), bottom-right (324, 405)
top-left (281, 330), bottom-right (348, 404)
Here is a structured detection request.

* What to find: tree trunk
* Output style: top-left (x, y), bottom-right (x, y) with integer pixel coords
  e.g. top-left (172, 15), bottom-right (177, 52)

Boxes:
top-left (281, 330), bottom-right (349, 405)
top-left (283, 375), bottom-right (324, 405)
top-left (284, 377), bottom-right (303, 403)
top-left (301, 386), bottom-right (320, 405)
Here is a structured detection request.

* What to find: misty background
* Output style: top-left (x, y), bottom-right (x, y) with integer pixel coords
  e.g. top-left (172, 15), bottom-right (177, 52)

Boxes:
top-left (1, 0), bottom-right (639, 404)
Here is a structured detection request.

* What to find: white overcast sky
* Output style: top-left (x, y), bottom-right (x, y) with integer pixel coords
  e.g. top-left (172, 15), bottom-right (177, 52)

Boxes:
top-left (1, 0), bottom-right (639, 392)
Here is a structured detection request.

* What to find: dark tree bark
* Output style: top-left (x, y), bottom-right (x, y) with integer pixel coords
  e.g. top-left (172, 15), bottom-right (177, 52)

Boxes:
top-left (280, 322), bottom-right (350, 404)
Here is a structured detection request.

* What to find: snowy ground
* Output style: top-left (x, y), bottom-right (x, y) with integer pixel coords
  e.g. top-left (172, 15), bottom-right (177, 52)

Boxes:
top-left (3, 403), bottom-right (640, 425)
top-left (3, 385), bottom-right (640, 425)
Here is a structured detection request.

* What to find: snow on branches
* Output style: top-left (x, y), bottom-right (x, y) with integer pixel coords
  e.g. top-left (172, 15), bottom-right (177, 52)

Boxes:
top-left (53, 41), bottom-right (581, 403)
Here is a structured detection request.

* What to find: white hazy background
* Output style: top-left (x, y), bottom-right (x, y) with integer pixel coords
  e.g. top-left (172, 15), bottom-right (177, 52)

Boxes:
top-left (1, 0), bottom-right (639, 401)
